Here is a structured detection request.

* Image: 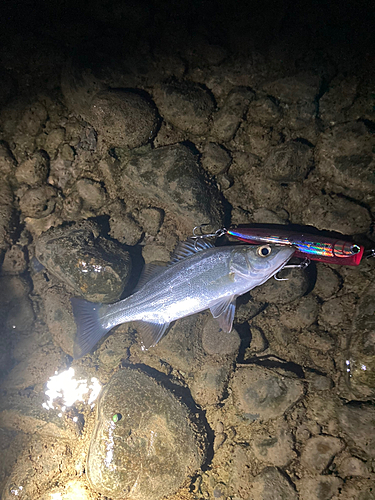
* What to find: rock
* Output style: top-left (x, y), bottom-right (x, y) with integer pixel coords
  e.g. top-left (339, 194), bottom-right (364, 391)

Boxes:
top-left (337, 478), bottom-right (375, 500)
top-left (201, 142), bottom-right (232, 176)
top-left (1, 245), bottom-right (27, 274)
top-left (15, 150), bottom-right (50, 186)
top-left (109, 212), bottom-right (143, 246)
top-left (38, 480), bottom-right (90, 500)
top-left (44, 127), bottom-right (66, 157)
top-left (262, 73), bottom-right (321, 104)
top-left (319, 75), bottom-right (358, 125)
top-left (313, 265), bottom-right (341, 300)
top-left (337, 404), bottom-right (375, 459)
top-left (297, 476), bottom-right (343, 500)
top-left (300, 435), bottom-right (344, 473)
top-left (110, 143), bottom-right (223, 231)
top-left (35, 221), bottom-right (132, 302)
top-left (279, 295), bottom-right (320, 330)
top-left (231, 366), bottom-right (304, 421)
top-left (87, 89), bottom-right (158, 149)
top-left (305, 372), bottom-right (333, 391)
top-left (87, 368), bottom-right (206, 500)
top-left (191, 362), bottom-right (232, 406)
top-left (246, 97), bottom-right (283, 127)
top-left (262, 141), bottom-right (313, 182)
top-left (251, 423), bottom-right (296, 466)
top-left (19, 185), bottom-right (58, 219)
top-left (19, 100), bottom-right (48, 135)
top-left (0, 142), bottom-right (17, 176)
top-left (212, 87), bottom-right (255, 142)
top-left (142, 243), bottom-right (171, 264)
top-left (302, 194), bottom-right (372, 234)
top-left (248, 466), bottom-right (299, 500)
top-left (250, 265), bottom-right (310, 304)
top-left (153, 80), bottom-right (215, 135)
top-left (135, 207), bottom-right (164, 236)
top-left (0, 181), bottom-right (15, 254)
top-left (74, 178), bottom-right (107, 210)
top-left (234, 122), bottom-right (273, 158)
top-left (0, 276), bottom-right (34, 334)
top-left (315, 122), bottom-right (375, 193)
top-left (201, 315), bottom-right (241, 356)
top-left (319, 294), bottom-right (355, 329)
top-left (336, 455), bottom-right (370, 478)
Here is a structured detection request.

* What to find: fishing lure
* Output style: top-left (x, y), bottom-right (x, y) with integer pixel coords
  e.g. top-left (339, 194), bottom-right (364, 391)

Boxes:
top-left (225, 226), bottom-right (364, 266)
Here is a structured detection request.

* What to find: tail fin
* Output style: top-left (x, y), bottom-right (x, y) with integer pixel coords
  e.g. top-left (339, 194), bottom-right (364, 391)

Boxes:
top-left (71, 298), bottom-right (111, 358)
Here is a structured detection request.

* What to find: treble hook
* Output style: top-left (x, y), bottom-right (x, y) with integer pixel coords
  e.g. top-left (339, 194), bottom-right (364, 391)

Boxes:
top-left (365, 248), bottom-right (375, 259)
top-left (273, 258), bottom-right (311, 281)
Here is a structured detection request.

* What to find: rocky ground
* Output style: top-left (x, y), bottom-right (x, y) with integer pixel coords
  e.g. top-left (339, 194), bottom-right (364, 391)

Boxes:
top-left (0, 1), bottom-right (375, 499)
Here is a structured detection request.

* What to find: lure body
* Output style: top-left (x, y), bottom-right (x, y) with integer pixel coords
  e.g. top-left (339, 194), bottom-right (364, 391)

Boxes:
top-left (226, 226), bottom-right (364, 266)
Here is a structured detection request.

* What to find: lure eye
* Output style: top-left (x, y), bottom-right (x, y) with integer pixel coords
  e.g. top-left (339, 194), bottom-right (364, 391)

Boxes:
top-left (257, 245), bottom-right (272, 257)
top-left (352, 244), bottom-right (360, 254)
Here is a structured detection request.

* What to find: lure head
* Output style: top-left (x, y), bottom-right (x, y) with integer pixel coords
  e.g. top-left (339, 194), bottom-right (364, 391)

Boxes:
top-left (229, 244), bottom-right (295, 283)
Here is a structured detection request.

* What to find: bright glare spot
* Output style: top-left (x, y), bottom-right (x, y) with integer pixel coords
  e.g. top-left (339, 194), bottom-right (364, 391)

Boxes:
top-left (42, 368), bottom-right (102, 411)
top-left (50, 493), bottom-right (62, 500)
top-left (361, 364), bottom-right (367, 371)
top-left (345, 360), bottom-right (350, 365)
top-left (10, 486), bottom-right (23, 496)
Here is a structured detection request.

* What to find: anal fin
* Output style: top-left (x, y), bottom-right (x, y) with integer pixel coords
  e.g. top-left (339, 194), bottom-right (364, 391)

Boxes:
top-left (210, 296), bottom-right (237, 333)
top-left (134, 320), bottom-right (171, 350)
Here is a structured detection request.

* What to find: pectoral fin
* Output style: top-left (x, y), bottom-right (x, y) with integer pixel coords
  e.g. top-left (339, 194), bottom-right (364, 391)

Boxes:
top-left (134, 320), bottom-right (171, 349)
top-left (210, 296), bottom-right (237, 333)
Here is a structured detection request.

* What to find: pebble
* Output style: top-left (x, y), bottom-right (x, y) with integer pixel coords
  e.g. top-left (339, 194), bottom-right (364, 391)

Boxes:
top-left (201, 142), bottom-right (232, 176)
top-left (262, 141), bottom-right (313, 182)
top-left (191, 362), bottom-right (232, 406)
top-left (44, 127), bottom-right (66, 157)
top-left (313, 265), bottom-right (341, 300)
top-left (246, 97), bottom-right (283, 127)
top-left (87, 368), bottom-right (206, 500)
top-left (248, 466), bottom-right (299, 500)
top-left (297, 476), bottom-right (343, 500)
top-left (201, 315), bottom-right (241, 356)
top-left (135, 207), bottom-right (164, 236)
top-left (212, 87), bottom-right (255, 142)
top-left (75, 178), bottom-right (107, 210)
top-left (0, 142), bottom-right (16, 176)
top-left (89, 89), bottom-right (158, 148)
top-left (337, 455), bottom-right (369, 478)
top-left (300, 435), bottom-right (344, 473)
top-left (279, 295), bottom-right (320, 330)
top-left (109, 212), bottom-right (143, 246)
top-left (251, 423), bottom-right (296, 466)
top-left (15, 150), bottom-right (50, 186)
top-left (337, 404), bottom-right (375, 459)
top-left (231, 366), bottom-right (304, 421)
top-left (19, 185), bottom-right (58, 219)
top-left (262, 73), bottom-right (321, 104)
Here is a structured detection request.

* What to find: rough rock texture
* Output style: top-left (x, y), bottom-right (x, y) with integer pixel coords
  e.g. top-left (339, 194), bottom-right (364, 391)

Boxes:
top-left (300, 435), bottom-right (344, 473)
top-left (35, 221), bottom-right (132, 302)
top-left (15, 150), bottom-right (50, 186)
top-left (19, 185), bottom-right (58, 219)
top-left (262, 141), bottom-right (313, 182)
top-left (231, 366), bottom-right (304, 421)
top-left (248, 467), bottom-right (299, 500)
top-left (251, 423), bottom-right (296, 466)
top-left (87, 368), bottom-right (206, 500)
top-left (297, 476), bottom-right (343, 500)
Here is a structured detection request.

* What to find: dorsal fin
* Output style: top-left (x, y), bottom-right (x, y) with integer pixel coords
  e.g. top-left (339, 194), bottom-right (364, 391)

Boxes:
top-left (169, 237), bottom-right (214, 265)
top-left (133, 261), bottom-right (167, 292)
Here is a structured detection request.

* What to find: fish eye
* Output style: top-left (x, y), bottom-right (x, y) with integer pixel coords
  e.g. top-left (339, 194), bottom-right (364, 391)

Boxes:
top-left (112, 413), bottom-right (122, 423)
top-left (257, 245), bottom-right (272, 257)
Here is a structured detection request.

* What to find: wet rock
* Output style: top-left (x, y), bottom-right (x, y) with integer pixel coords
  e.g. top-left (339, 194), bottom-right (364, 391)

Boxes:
top-left (297, 476), bottom-right (343, 500)
top-left (1, 245), bottom-right (27, 274)
top-left (38, 480), bottom-right (90, 500)
top-left (87, 89), bottom-right (158, 149)
top-left (19, 100), bottom-right (48, 136)
top-left (15, 150), bottom-right (50, 186)
top-left (44, 127), bottom-right (66, 157)
top-left (250, 265), bottom-right (310, 304)
top-left (247, 97), bottom-right (283, 127)
top-left (135, 207), bottom-right (164, 236)
top-left (153, 80), bottom-right (215, 135)
top-left (19, 185), bottom-right (58, 219)
top-left (201, 315), bottom-right (241, 356)
top-left (246, 326), bottom-right (268, 355)
top-left (316, 122), bottom-right (375, 194)
top-left (300, 435), bottom-right (344, 473)
top-left (109, 212), bottom-right (143, 246)
top-left (279, 295), bottom-right (320, 330)
top-left (231, 366), bottom-right (304, 421)
top-left (212, 87), bottom-right (255, 142)
top-left (0, 181), bottom-right (15, 254)
top-left (251, 423), bottom-right (296, 466)
top-left (0, 142), bottom-right (17, 176)
top-left (0, 276), bottom-right (34, 334)
top-left (248, 466), bottom-right (298, 500)
top-left (87, 368), bottom-right (206, 500)
top-left (49, 157), bottom-right (77, 190)
top-left (35, 221), bottom-right (132, 302)
top-left (336, 455), bottom-right (370, 478)
top-left (201, 142), bottom-right (232, 176)
top-left (305, 372), bottom-right (333, 391)
top-left (337, 478), bottom-right (375, 500)
top-left (319, 75), bottom-right (358, 125)
top-left (142, 243), bottom-right (171, 264)
top-left (191, 361), bottom-right (232, 406)
top-left (313, 266), bottom-right (341, 300)
top-left (234, 122), bottom-right (273, 158)
top-left (262, 73), bottom-right (320, 104)
top-left (262, 141), bottom-right (313, 182)
top-left (319, 294), bottom-right (355, 329)
top-left (74, 178), bottom-right (107, 210)
top-left (337, 404), bottom-right (375, 459)
top-left (111, 143), bottom-right (223, 231)
top-left (302, 194), bottom-right (372, 234)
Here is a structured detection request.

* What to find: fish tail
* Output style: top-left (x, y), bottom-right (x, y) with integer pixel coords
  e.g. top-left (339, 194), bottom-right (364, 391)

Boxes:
top-left (71, 298), bottom-right (111, 358)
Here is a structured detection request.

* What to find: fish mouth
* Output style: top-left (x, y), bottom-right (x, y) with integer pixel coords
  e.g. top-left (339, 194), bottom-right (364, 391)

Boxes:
top-left (263, 245), bottom-right (296, 280)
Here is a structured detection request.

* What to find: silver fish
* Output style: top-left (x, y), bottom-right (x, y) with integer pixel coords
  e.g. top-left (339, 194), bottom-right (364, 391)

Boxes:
top-left (71, 238), bottom-right (295, 357)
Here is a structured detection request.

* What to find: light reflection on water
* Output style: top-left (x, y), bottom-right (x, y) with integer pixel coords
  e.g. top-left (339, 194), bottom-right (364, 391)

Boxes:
top-left (42, 367), bottom-right (102, 412)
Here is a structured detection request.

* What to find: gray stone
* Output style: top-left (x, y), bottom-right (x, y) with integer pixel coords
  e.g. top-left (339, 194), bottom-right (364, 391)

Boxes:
top-left (279, 295), bottom-right (320, 331)
top-left (336, 455), bottom-right (369, 478)
top-left (201, 142), bottom-right (232, 176)
top-left (316, 122), bottom-right (375, 193)
top-left (319, 75), bottom-right (358, 125)
top-left (262, 141), bottom-right (313, 182)
top-left (111, 143), bottom-right (223, 231)
top-left (191, 362), bottom-right (232, 406)
top-left (300, 435), bottom-right (344, 473)
top-left (248, 466), bottom-right (299, 500)
top-left (15, 150), bottom-right (50, 186)
top-left (337, 404), bottom-right (375, 459)
top-left (212, 87), bottom-right (255, 142)
top-left (247, 97), bottom-right (283, 127)
top-left (231, 366), bottom-right (304, 421)
top-left (35, 221), bottom-right (132, 302)
top-left (201, 315), bottom-right (241, 356)
top-left (153, 80), bottom-right (215, 135)
top-left (251, 423), bottom-right (296, 466)
top-left (44, 127), bottom-right (66, 157)
top-left (88, 89), bottom-right (158, 149)
top-left (250, 266), bottom-right (310, 304)
top-left (135, 207), bottom-right (164, 236)
top-left (262, 73), bottom-right (321, 104)
top-left (74, 178), bottom-right (107, 210)
top-left (302, 194), bottom-right (372, 235)
top-left (313, 265), bottom-right (341, 300)
top-left (87, 368), bottom-right (206, 500)
top-left (297, 476), bottom-right (343, 500)
top-left (19, 185), bottom-right (58, 219)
